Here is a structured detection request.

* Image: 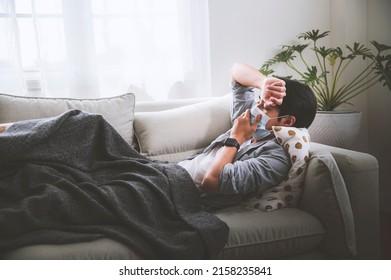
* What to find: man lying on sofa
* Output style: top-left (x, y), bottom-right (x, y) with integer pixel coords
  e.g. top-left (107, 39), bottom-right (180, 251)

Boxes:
top-left (178, 62), bottom-right (317, 209)
top-left (0, 62), bottom-right (316, 259)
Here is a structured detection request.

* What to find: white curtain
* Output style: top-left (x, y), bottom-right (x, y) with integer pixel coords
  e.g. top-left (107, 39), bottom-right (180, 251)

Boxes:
top-left (0, 0), bottom-right (211, 100)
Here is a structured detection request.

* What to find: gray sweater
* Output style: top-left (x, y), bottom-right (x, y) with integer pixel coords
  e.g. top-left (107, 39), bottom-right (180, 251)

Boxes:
top-left (184, 82), bottom-right (291, 209)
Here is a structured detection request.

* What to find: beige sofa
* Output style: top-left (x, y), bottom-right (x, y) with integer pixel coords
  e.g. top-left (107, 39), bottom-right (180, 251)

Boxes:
top-left (0, 92), bottom-right (381, 259)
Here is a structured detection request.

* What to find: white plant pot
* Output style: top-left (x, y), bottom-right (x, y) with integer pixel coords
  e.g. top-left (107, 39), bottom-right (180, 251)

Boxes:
top-left (308, 111), bottom-right (362, 149)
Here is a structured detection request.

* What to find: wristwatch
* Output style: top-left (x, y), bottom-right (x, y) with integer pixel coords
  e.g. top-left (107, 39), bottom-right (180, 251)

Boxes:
top-left (222, 138), bottom-right (240, 150)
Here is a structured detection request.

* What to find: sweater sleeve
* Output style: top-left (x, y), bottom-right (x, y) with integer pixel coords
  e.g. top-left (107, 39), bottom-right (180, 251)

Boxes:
top-left (219, 141), bottom-right (291, 195)
top-left (230, 81), bottom-right (256, 124)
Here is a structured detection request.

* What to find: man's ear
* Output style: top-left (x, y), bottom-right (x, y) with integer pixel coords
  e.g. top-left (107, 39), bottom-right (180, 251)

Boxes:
top-left (283, 116), bottom-right (296, 127)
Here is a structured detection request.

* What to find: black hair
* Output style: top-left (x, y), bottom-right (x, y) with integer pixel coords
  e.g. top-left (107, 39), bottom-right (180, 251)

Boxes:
top-left (277, 77), bottom-right (317, 128)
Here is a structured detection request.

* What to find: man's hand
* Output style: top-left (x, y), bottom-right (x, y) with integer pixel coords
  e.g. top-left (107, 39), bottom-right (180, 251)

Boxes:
top-left (200, 110), bottom-right (261, 194)
top-left (260, 77), bottom-right (286, 108)
top-left (230, 109), bottom-right (261, 144)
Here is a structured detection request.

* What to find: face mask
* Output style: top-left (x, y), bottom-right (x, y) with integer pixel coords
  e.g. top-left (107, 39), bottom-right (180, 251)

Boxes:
top-left (251, 106), bottom-right (271, 139)
top-left (251, 106), bottom-right (270, 129)
top-left (250, 106), bottom-right (289, 140)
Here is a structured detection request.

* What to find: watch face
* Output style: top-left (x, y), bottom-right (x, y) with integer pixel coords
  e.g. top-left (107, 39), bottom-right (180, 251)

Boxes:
top-left (224, 138), bottom-right (239, 149)
top-left (225, 138), bottom-right (236, 146)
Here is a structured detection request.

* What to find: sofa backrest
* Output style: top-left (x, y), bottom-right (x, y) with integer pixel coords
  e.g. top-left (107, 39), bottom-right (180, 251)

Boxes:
top-left (133, 95), bottom-right (232, 162)
top-left (134, 97), bottom-right (213, 113)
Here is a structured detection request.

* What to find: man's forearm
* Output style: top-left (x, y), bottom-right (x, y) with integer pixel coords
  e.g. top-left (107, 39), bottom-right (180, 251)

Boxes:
top-left (230, 62), bottom-right (266, 89)
top-left (200, 146), bottom-right (238, 194)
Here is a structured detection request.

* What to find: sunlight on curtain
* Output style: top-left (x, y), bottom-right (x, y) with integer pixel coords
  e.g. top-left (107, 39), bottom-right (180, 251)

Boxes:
top-left (0, 0), bottom-right (211, 100)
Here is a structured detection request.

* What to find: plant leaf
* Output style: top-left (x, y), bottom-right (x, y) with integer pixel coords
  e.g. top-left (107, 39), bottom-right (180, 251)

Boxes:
top-left (302, 66), bottom-right (321, 85)
top-left (259, 64), bottom-right (274, 76)
top-left (298, 30), bottom-right (330, 42)
top-left (314, 46), bottom-right (332, 58)
top-left (289, 44), bottom-right (309, 54)
top-left (371, 41), bottom-right (391, 53)
top-left (345, 42), bottom-right (372, 60)
top-left (373, 54), bottom-right (391, 90)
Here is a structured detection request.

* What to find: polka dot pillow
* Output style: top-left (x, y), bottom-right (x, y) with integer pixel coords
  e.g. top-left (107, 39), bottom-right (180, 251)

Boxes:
top-left (242, 126), bottom-right (310, 212)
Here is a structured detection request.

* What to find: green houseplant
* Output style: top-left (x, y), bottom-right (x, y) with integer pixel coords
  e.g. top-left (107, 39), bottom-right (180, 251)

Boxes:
top-left (259, 29), bottom-right (391, 148)
top-left (260, 29), bottom-right (391, 111)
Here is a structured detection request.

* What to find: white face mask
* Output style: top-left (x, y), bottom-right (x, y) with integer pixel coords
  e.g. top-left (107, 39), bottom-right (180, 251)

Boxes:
top-left (251, 106), bottom-right (270, 129)
top-left (250, 105), bottom-right (289, 140)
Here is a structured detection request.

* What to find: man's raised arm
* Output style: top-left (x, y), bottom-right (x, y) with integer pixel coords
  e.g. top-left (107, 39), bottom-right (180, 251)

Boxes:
top-left (230, 62), bottom-right (286, 107)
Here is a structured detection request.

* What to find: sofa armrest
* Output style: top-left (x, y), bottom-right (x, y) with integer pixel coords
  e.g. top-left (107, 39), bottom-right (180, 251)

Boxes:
top-left (310, 143), bottom-right (380, 259)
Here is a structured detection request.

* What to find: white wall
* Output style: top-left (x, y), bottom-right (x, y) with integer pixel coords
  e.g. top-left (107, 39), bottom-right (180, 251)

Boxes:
top-left (208, 0), bottom-right (330, 96)
top-left (330, 0), bottom-right (369, 151)
top-left (208, 0), bottom-right (391, 212)
top-left (208, 0), bottom-right (374, 98)
top-left (367, 0), bottom-right (391, 213)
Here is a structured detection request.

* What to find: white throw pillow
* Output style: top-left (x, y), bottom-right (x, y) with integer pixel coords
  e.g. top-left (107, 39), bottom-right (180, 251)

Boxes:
top-left (0, 93), bottom-right (135, 145)
top-left (134, 95), bottom-right (232, 162)
top-left (242, 126), bottom-right (311, 211)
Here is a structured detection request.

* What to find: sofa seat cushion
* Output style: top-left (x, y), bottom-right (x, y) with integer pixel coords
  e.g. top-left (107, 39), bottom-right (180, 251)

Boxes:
top-left (3, 208), bottom-right (324, 260)
top-left (213, 207), bottom-right (325, 259)
top-left (2, 238), bottom-right (142, 260)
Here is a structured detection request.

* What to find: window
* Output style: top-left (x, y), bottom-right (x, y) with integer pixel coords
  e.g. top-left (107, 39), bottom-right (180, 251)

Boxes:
top-left (0, 0), bottom-right (211, 100)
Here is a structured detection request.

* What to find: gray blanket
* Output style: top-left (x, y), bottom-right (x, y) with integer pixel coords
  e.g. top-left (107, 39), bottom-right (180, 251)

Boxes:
top-left (0, 110), bottom-right (228, 259)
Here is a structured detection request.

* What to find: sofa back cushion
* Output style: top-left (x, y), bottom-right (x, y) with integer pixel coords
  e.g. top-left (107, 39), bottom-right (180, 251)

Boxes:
top-left (134, 95), bottom-right (231, 162)
top-left (0, 93), bottom-right (135, 145)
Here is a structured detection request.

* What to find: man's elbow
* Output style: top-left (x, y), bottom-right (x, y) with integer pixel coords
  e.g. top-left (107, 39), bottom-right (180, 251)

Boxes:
top-left (200, 174), bottom-right (220, 194)
top-left (230, 62), bottom-right (242, 82)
